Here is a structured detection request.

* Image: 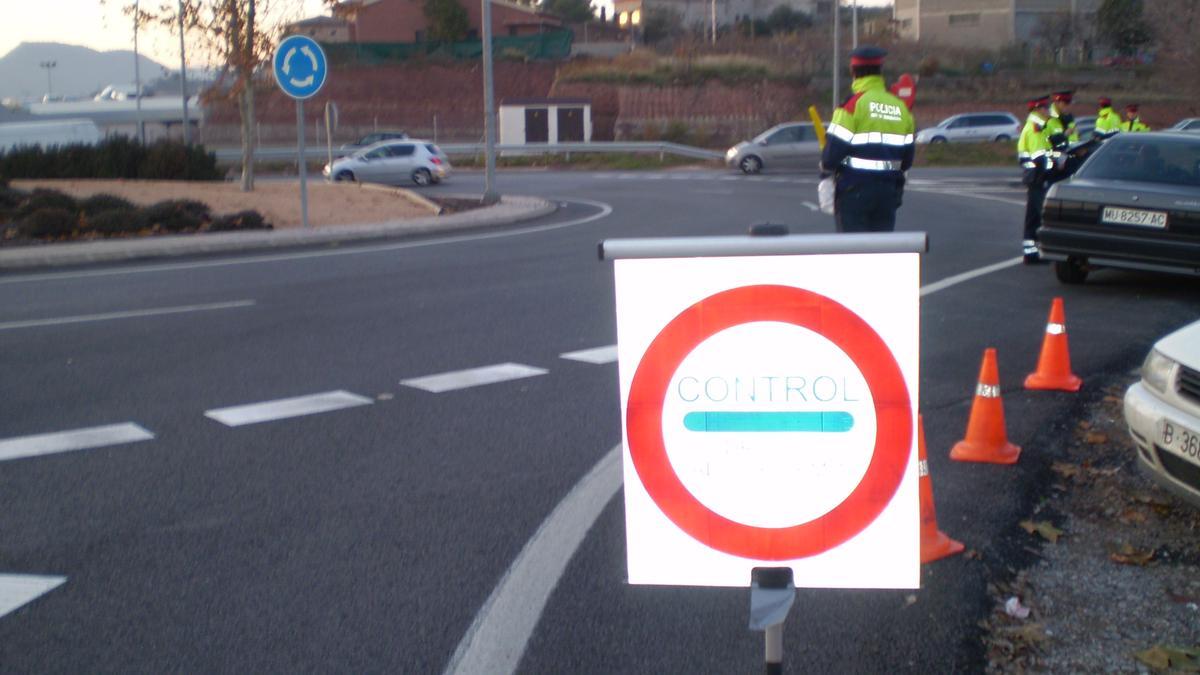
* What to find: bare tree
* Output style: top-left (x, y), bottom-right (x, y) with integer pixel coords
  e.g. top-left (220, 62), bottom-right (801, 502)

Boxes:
top-left (126, 0), bottom-right (296, 192)
top-left (1146, 0), bottom-right (1200, 100)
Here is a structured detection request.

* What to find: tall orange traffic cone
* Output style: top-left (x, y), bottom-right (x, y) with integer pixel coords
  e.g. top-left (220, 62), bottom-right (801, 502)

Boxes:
top-left (918, 415), bottom-right (965, 564)
top-left (1024, 297), bottom-right (1082, 392)
top-left (950, 348), bottom-right (1022, 464)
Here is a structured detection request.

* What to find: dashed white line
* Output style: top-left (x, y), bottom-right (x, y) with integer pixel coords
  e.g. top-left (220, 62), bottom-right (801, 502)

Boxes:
top-left (0, 423), bottom-right (155, 463)
top-left (401, 363), bottom-right (548, 393)
top-left (204, 390), bottom-right (373, 427)
top-left (559, 345), bottom-right (618, 365)
top-left (0, 575), bottom-right (67, 620)
top-left (0, 300), bottom-right (255, 331)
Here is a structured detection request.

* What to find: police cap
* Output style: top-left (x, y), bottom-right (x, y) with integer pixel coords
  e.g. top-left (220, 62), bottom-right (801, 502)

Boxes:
top-left (849, 46), bottom-right (887, 67)
top-left (1126, 103), bottom-right (1140, 113)
top-left (1098, 96), bottom-right (1112, 107)
top-left (1052, 90), bottom-right (1074, 104)
top-left (1028, 95), bottom-right (1050, 110)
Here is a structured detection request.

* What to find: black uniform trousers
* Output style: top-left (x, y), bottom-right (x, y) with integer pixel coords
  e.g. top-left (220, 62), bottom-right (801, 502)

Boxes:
top-left (834, 178), bottom-right (901, 233)
top-left (1023, 178), bottom-right (1047, 244)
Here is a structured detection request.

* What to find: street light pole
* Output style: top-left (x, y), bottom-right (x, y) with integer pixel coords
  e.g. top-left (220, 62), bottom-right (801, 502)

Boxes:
top-left (39, 61), bottom-right (57, 99)
top-left (134, 0), bottom-right (146, 145)
top-left (178, 0), bottom-right (191, 145)
top-left (481, 0), bottom-right (499, 205)
top-left (852, 0), bottom-right (858, 49)
top-left (832, 0), bottom-right (840, 115)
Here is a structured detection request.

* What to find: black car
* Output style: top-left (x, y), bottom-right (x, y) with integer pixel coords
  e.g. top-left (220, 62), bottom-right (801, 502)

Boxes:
top-left (1039, 133), bottom-right (1200, 284)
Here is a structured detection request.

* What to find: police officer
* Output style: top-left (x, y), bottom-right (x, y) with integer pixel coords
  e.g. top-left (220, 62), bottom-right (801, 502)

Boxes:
top-left (820, 46), bottom-right (915, 232)
top-left (1121, 104), bottom-right (1151, 132)
top-left (1094, 97), bottom-right (1121, 139)
top-left (1017, 95), bottom-right (1053, 264)
top-left (1045, 90), bottom-right (1079, 150)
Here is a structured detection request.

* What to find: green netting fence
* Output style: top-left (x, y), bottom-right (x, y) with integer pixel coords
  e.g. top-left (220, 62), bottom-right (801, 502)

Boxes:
top-left (323, 31), bottom-right (573, 64)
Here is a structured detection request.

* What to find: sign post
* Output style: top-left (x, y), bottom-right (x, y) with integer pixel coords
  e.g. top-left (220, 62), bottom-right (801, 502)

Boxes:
top-left (602, 231), bottom-right (925, 663)
top-left (272, 35), bottom-right (328, 229)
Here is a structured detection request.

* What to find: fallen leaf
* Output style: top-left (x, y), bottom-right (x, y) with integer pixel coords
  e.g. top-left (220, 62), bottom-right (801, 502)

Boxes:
top-left (1117, 509), bottom-right (1148, 525)
top-left (1110, 544), bottom-right (1155, 566)
top-left (997, 623), bottom-right (1047, 644)
top-left (1137, 645), bottom-right (1173, 669)
top-left (1052, 462), bottom-right (1081, 479)
top-left (964, 549), bottom-right (983, 560)
top-left (1085, 431), bottom-right (1109, 444)
top-left (1077, 420), bottom-right (1093, 430)
top-left (1020, 520), bottom-right (1064, 543)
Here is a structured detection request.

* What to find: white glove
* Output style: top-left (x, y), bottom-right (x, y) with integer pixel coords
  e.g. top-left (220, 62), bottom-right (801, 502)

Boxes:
top-left (818, 177), bottom-right (835, 215)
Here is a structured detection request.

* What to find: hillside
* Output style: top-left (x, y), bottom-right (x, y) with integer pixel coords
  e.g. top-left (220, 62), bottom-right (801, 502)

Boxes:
top-left (0, 42), bottom-right (168, 101)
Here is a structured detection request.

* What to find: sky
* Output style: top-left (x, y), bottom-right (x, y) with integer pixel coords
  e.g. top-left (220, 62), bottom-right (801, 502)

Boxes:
top-left (3, 0), bottom-right (892, 67)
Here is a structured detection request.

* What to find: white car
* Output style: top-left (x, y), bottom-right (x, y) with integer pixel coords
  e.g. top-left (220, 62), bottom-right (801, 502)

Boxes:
top-left (915, 112), bottom-right (1021, 144)
top-left (725, 122), bottom-right (822, 174)
top-left (1124, 318), bottom-right (1200, 509)
top-left (323, 139), bottom-right (450, 186)
top-left (1170, 118), bottom-right (1200, 133)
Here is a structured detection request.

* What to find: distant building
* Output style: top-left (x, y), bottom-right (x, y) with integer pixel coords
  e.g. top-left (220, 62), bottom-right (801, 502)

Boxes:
top-left (612, 0), bottom-right (825, 34)
top-left (893, 0), bottom-right (1100, 49)
top-left (285, 15), bottom-right (353, 43)
top-left (317, 0), bottom-right (564, 43)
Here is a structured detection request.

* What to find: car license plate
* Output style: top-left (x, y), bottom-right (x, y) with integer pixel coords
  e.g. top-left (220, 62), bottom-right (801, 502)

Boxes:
top-left (1160, 419), bottom-right (1200, 465)
top-left (1102, 206), bottom-right (1168, 228)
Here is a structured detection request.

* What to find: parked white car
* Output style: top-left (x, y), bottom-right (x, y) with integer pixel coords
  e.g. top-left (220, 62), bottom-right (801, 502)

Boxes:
top-left (323, 139), bottom-right (450, 186)
top-left (1170, 118), bottom-right (1200, 133)
top-left (915, 112), bottom-right (1021, 144)
top-left (1124, 318), bottom-right (1200, 509)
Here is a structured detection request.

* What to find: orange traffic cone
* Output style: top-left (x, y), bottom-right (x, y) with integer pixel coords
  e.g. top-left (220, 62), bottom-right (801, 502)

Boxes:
top-left (950, 348), bottom-right (1022, 465)
top-left (1025, 297), bottom-right (1082, 392)
top-left (918, 415), bottom-right (965, 564)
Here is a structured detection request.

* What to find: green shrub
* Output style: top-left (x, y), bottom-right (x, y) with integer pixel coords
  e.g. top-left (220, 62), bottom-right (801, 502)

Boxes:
top-left (86, 209), bottom-right (141, 235)
top-left (209, 210), bottom-right (271, 232)
top-left (81, 193), bottom-right (135, 215)
top-left (139, 199), bottom-right (210, 232)
top-left (14, 189), bottom-right (78, 219)
top-left (19, 207), bottom-right (79, 238)
top-left (661, 120), bottom-right (692, 145)
top-left (0, 184), bottom-right (25, 210)
top-left (0, 138), bottom-right (220, 180)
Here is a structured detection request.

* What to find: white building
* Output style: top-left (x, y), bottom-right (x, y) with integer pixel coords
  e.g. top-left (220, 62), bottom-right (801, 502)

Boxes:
top-left (893, 0), bottom-right (1101, 49)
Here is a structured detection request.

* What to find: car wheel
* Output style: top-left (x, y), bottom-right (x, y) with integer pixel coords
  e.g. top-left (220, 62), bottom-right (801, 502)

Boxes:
top-left (412, 168), bottom-right (433, 186)
top-left (930, 136), bottom-right (948, 144)
top-left (739, 155), bottom-right (763, 175)
top-left (1054, 257), bottom-right (1090, 284)
top-left (994, 134), bottom-right (1011, 142)
top-left (334, 170), bottom-right (355, 182)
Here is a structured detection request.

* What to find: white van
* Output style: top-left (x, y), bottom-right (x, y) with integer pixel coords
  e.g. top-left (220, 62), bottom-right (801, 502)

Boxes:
top-left (0, 119), bottom-right (103, 152)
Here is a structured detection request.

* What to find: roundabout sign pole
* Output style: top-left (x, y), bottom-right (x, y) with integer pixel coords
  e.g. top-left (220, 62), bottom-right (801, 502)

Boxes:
top-left (272, 35), bottom-right (328, 229)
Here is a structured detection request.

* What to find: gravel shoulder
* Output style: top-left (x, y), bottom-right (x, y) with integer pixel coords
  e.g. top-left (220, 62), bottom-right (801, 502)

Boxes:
top-left (983, 378), bottom-right (1200, 673)
top-left (11, 179), bottom-right (438, 229)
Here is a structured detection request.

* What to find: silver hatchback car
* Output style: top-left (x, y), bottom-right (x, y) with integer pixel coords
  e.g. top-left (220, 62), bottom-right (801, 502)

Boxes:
top-left (915, 112), bottom-right (1021, 144)
top-left (324, 140), bottom-right (451, 186)
top-left (726, 122), bottom-right (822, 174)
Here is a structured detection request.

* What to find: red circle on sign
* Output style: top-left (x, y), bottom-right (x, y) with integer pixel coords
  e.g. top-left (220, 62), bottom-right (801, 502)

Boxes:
top-left (626, 284), bottom-right (912, 560)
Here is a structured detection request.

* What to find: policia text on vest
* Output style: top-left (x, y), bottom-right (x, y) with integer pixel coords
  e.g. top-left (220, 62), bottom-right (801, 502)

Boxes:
top-left (820, 46), bottom-right (916, 233)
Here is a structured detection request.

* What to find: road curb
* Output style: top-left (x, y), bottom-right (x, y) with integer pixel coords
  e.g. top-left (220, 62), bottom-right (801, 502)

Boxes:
top-left (0, 195), bottom-right (556, 271)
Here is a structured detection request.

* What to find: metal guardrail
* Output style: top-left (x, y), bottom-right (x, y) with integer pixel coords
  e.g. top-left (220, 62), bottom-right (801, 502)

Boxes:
top-left (214, 141), bottom-right (724, 163)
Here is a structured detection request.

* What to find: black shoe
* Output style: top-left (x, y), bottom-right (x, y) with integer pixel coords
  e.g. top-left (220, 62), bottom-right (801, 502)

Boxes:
top-left (1023, 254), bottom-right (1042, 265)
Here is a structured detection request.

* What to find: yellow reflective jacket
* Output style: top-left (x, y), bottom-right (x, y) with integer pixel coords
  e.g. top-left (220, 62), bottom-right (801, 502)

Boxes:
top-left (1095, 106), bottom-right (1122, 138)
top-left (1017, 112), bottom-right (1052, 169)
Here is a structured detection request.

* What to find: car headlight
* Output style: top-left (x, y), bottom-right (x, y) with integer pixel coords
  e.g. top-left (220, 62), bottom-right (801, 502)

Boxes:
top-left (1141, 349), bottom-right (1176, 393)
top-left (726, 147), bottom-right (738, 159)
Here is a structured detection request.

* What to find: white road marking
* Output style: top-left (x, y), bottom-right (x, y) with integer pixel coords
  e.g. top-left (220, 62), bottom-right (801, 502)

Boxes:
top-left (0, 423), bottom-right (154, 463)
top-left (444, 445), bottom-right (622, 675)
top-left (449, 254), bottom-right (1033, 672)
top-left (0, 199), bottom-right (614, 285)
top-left (920, 257), bottom-right (1024, 296)
top-left (0, 575), bottom-right (67, 620)
top-left (0, 300), bottom-right (255, 331)
top-left (801, 201), bottom-right (819, 212)
top-left (560, 345), bottom-right (618, 364)
top-left (204, 390), bottom-right (373, 427)
top-left (401, 363), bottom-right (548, 393)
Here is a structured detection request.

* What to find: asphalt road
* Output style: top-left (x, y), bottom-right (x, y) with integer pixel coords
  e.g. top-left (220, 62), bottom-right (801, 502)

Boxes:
top-left (2, 166), bottom-right (1198, 673)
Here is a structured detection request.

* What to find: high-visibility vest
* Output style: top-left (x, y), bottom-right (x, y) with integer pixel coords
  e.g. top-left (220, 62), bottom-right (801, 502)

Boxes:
top-left (1017, 112), bottom-right (1052, 169)
top-left (821, 74), bottom-right (916, 183)
top-left (1095, 106), bottom-right (1122, 138)
top-left (1045, 104), bottom-right (1078, 147)
top-left (1121, 117), bottom-right (1150, 132)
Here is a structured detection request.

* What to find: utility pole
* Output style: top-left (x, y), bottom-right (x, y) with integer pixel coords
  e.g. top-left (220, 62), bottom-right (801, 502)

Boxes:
top-left (134, 0), bottom-right (146, 145)
top-left (711, 0), bottom-right (717, 45)
top-left (481, 0), bottom-right (499, 205)
top-left (178, 0), bottom-right (191, 144)
top-left (39, 61), bottom-right (56, 99)
top-left (832, 0), bottom-right (840, 115)
top-left (852, 0), bottom-right (858, 49)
